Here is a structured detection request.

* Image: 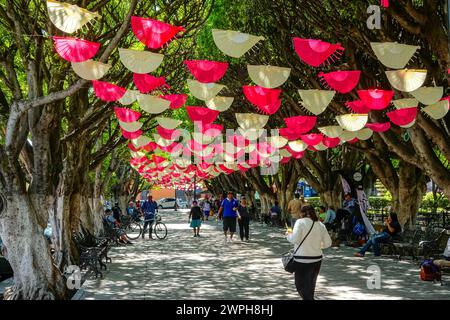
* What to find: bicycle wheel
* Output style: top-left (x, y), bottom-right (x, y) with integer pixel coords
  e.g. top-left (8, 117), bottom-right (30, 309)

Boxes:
top-left (153, 222), bottom-right (167, 240)
top-left (125, 221), bottom-right (142, 240)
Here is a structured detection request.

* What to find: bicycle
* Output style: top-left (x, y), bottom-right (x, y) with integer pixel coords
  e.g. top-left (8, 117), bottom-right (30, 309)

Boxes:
top-left (123, 213), bottom-right (168, 240)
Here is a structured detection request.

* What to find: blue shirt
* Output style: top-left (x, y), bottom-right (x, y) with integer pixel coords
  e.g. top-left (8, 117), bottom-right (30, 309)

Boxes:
top-left (221, 198), bottom-right (239, 218)
top-left (141, 200), bottom-right (157, 219)
top-left (343, 198), bottom-right (356, 214)
top-left (324, 209), bottom-right (336, 224)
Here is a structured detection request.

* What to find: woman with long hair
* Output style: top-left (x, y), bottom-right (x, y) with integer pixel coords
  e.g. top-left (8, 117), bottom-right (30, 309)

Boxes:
top-left (286, 205), bottom-right (332, 300)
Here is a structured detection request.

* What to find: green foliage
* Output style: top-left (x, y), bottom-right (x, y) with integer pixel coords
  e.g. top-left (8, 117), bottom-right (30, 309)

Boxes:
top-left (421, 192), bottom-right (449, 211)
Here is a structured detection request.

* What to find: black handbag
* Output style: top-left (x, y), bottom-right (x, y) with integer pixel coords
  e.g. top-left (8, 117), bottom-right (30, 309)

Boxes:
top-left (282, 222), bottom-right (315, 273)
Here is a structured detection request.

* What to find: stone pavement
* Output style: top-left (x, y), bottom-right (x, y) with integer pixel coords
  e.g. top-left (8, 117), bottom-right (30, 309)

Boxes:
top-left (81, 209), bottom-right (450, 300)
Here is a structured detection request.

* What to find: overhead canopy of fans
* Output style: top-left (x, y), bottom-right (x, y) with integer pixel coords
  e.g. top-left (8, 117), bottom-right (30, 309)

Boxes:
top-left (48, 0), bottom-right (449, 190)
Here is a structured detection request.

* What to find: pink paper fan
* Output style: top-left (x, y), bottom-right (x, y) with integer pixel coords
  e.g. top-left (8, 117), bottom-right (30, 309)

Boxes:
top-left (318, 70), bottom-right (361, 93)
top-left (365, 122), bottom-right (391, 132)
top-left (161, 94), bottom-right (187, 109)
top-left (322, 137), bottom-right (341, 148)
top-left (243, 86), bottom-right (281, 107)
top-left (284, 146), bottom-right (304, 159)
top-left (387, 108), bottom-right (417, 126)
top-left (142, 142), bottom-right (158, 152)
top-left (253, 99), bottom-right (281, 115)
top-left (280, 157), bottom-right (291, 164)
top-left (227, 135), bottom-right (249, 147)
top-left (347, 138), bottom-right (359, 144)
top-left (133, 73), bottom-right (169, 93)
top-left (131, 16), bottom-right (185, 49)
top-left (152, 155), bottom-right (167, 164)
top-left (345, 100), bottom-right (371, 113)
top-left (184, 60), bottom-right (228, 83)
top-left (237, 164), bottom-right (251, 172)
top-left (93, 81), bottom-right (126, 101)
top-left (357, 89), bottom-right (394, 110)
top-left (187, 139), bottom-right (208, 152)
top-left (300, 133), bottom-right (323, 146)
top-left (156, 126), bottom-right (180, 140)
top-left (53, 36), bottom-right (100, 62)
top-left (121, 128), bottom-right (142, 140)
top-left (293, 38), bottom-right (345, 67)
top-left (284, 116), bottom-right (317, 133)
top-left (114, 107), bottom-right (141, 122)
top-left (201, 123), bottom-right (223, 137)
top-left (128, 142), bottom-right (141, 152)
top-left (280, 127), bottom-right (302, 141)
top-left (186, 106), bottom-right (219, 124)
top-left (162, 142), bottom-right (183, 154)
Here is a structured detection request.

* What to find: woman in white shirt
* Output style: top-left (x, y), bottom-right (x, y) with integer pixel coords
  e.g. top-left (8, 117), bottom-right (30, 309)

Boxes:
top-left (286, 205), bottom-right (332, 300)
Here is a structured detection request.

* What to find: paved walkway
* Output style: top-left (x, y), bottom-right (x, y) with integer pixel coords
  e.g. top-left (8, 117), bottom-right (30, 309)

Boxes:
top-left (81, 209), bottom-right (450, 300)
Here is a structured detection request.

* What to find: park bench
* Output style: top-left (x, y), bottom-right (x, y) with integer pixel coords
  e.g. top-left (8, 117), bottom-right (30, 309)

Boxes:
top-left (72, 231), bottom-right (111, 279)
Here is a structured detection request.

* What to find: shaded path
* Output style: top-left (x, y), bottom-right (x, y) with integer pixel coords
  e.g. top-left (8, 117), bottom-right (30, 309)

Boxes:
top-left (81, 209), bottom-right (450, 300)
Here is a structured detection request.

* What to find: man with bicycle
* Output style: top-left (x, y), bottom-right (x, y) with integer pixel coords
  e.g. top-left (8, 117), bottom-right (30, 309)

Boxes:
top-left (140, 195), bottom-right (158, 239)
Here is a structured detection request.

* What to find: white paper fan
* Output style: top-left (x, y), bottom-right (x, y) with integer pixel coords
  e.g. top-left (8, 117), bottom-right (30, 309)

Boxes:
top-left (298, 90), bottom-right (335, 115)
top-left (118, 120), bottom-right (142, 132)
top-left (411, 87), bottom-right (444, 105)
top-left (339, 130), bottom-right (358, 142)
top-left (392, 98), bottom-right (419, 109)
top-left (385, 69), bottom-right (427, 92)
top-left (288, 140), bottom-right (308, 152)
top-left (47, 0), bottom-right (100, 34)
top-left (187, 79), bottom-right (225, 101)
top-left (118, 89), bottom-right (139, 105)
top-left (137, 94), bottom-right (170, 114)
top-left (422, 100), bottom-right (449, 120)
top-left (205, 96), bottom-right (234, 112)
top-left (71, 60), bottom-right (111, 80)
top-left (355, 128), bottom-right (373, 140)
top-left (131, 136), bottom-right (151, 148)
top-left (247, 65), bottom-right (291, 88)
top-left (118, 48), bottom-right (164, 74)
top-left (235, 113), bottom-right (269, 130)
top-left (156, 117), bottom-right (182, 130)
top-left (318, 126), bottom-right (343, 138)
top-left (268, 136), bottom-right (288, 149)
top-left (212, 29), bottom-right (265, 58)
top-left (370, 42), bottom-right (419, 69)
top-left (336, 114), bottom-right (368, 132)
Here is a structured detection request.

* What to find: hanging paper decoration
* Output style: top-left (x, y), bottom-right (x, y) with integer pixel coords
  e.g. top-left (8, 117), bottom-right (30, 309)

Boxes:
top-left (387, 107), bottom-right (418, 126)
top-left (47, 0), bottom-right (100, 34)
top-left (365, 122), bottom-right (391, 132)
top-left (300, 134), bottom-right (323, 146)
top-left (92, 81), bottom-right (126, 102)
top-left (131, 16), bottom-right (185, 49)
top-left (211, 29), bottom-right (264, 58)
top-left (133, 73), bottom-right (169, 94)
top-left (422, 100), bottom-right (449, 120)
top-left (157, 126), bottom-right (180, 140)
top-left (53, 37), bottom-right (100, 62)
top-left (339, 130), bottom-right (358, 142)
top-left (235, 113), bottom-right (269, 130)
top-left (187, 79), bottom-right (225, 101)
top-left (288, 140), bottom-right (308, 152)
top-left (292, 38), bottom-right (345, 67)
top-left (392, 98), bottom-right (418, 109)
top-left (411, 87), bottom-right (444, 105)
top-left (156, 117), bottom-right (182, 130)
top-left (318, 126), bottom-right (343, 138)
top-left (385, 69), bottom-right (427, 92)
top-left (118, 120), bottom-right (142, 132)
top-left (114, 107), bottom-right (141, 122)
top-left (322, 137), bottom-right (341, 148)
top-left (357, 89), bottom-right (393, 110)
top-left (161, 94), bottom-right (187, 109)
top-left (71, 60), bottom-right (111, 80)
top-left (121, 129), bottom-right (142, 140)
top-left (186, 106), bottom-right (220, 125)
top-left (318, 71), bottom-right (361, 94)
top-left (243, 85), bottom-right (281, 114)
top-left (119, 48), bottom-right (164, 74)
top-left (355, 128), bottom-right (373, 140)
top-left (370, 42), bottom-right (419, 69)
top-left (118, 90), bottom-right (139, 105)
top-left (283, 116), bottom-right (317, 133)
top-left (192, 133), bottom-right (215, 145)
top-left (184, 60), bottom-right (228, 83)
top-left (268, 136), bottom-right (288, 149)
top-left (298, 90), bottom-right (335, 115)
top-left (205, 96), bottom-right (234, 112)
top-left (128, 142), bottom-right (141, 152)
top-left (247, 65), bottom-right (291, 89)
top-left (336, 114), bottom-right (368, 132)
top-left (280, 127), bottom-right (302, 141)
top-left (153, 134), bottom-right (177, 147)
top-left (200, 123), bottom-right (223, 137)
top-left (137, 94), bottom-right (170, 114)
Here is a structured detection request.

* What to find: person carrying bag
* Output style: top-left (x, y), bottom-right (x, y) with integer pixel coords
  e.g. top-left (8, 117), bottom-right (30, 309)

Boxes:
top-left (285, 205), bottom-right (332, 300)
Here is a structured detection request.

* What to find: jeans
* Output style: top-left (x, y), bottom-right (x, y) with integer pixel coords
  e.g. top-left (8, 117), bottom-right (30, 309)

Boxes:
top-left (238, 216), bottom-right (250, 240)
top-left (359, 232), bottom-right (391, 256)
top-left (294, 261), bottom-right (322, 300)
top-left (143, 219), bottom-right (155, 238)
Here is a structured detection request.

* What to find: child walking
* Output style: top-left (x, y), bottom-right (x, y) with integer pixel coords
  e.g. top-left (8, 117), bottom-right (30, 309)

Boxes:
top-left (188, 200), bottom-right (203, 237)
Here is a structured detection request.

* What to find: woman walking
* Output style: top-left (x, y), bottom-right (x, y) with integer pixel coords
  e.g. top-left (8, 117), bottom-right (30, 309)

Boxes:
top-left (238, 196), bottom-right (250, 241)
top-left (286, 205), bottom-right (332, 300)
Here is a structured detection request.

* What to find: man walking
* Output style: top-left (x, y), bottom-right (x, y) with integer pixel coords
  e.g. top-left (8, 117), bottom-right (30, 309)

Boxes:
top-left (287, 193), bottom-right (302, 227)
top-left (218, 191), bottom-right (239, 242)
top-left (140, 195), bottom-right (158, 239)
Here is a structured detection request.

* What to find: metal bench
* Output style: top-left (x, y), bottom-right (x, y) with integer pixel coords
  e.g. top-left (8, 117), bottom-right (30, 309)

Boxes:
top-left (72, 232), bottom-right (110, 279)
